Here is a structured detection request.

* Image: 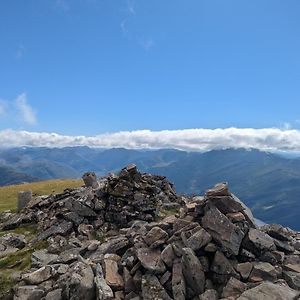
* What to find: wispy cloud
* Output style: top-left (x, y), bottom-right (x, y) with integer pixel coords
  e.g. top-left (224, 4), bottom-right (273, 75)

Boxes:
top-left (0, 93), bottom-right (37, 126)
top-left (120, 19), bottom-right (129, 37)
top-left (1, 128), bottom-right (300, 151)
top-left (15, 93), bottom-right (37, 125)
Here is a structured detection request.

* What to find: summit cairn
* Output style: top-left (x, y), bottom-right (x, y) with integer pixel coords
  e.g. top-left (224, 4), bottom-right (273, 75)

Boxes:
top-left (1, 167), bottom-right (300, 300)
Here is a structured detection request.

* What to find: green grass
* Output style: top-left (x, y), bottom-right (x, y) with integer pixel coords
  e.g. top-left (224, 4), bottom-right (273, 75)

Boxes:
top-left (0, 179), bottom-right (83, 212)
top-left (0, 227), bottom-right (48, 298)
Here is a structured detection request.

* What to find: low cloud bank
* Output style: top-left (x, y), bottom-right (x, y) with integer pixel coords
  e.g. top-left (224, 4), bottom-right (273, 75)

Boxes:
top-left (0, 128), bottom-right (299, 151)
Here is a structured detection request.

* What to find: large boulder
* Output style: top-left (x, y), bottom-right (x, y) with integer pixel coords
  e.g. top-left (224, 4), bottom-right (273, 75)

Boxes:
top-left (202, 206), bottom-right (244, 255)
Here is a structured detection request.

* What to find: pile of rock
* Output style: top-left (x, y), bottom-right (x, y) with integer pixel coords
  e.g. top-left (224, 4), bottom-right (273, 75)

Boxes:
top-left (1, 167), bottom-right (300, 300)
top-left (1, 164), bottom-right (179, 239)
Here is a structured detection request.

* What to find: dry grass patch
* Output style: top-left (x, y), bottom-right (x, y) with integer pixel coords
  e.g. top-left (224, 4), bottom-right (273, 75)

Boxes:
top-left (0, 179), bottom-right (83, 212)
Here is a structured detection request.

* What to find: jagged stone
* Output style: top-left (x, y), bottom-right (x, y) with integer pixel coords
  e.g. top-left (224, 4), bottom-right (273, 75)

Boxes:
top-left (31, 249), bottom-right (58, 268)
top-left (202, 206), bottom-right (244, 256)
top-left (237, 281), bottom-right (300, 300)
top-left (141, 274), bottom-right (172, 300)
top-left (144, 226), bottom-right (168, 248)
top-left (274, 238), bottom-right (295, 254)
top-left (95, 264), bottom-right (114, 300)
top-left (137, 247), bottom-right (166, 274)
top-left (14, 285), bottom-right (45, 300)
top-left (262, 224), bottom-right (292, 241)
top-left (205, 183), bottom-right (231, 197)
top-left (104, 254), bottom-right (124, 290)
top-left (199, 289), bottom-right (218, 300)
top-left (22, 266), bottom-right (55, 285)
top-left (181, 248), bottom-right (205, 295)
top-left (184, 228), bottom-right (212, 251)
top-left (45, 289), bottom-right (63, 300)
top-left (249, 262), bottom-right (277, 282)
top-left (283, 270), bottom-right (300, 290)
top-left (236, 262), bottom-right (253, 280)
top-left (161, 244), bottom-right (176, 267)
top-left (37, 220), bottom-right (73, 240)
top-left (60, 262), bottom-right (95, 300)
top-left (172, 260), bottom-right (186, 300)
top-left (208, 195), bottom-right (244, 214)
top-left (221, 277), bottom-right (247, 298)
top-left (211, 251), bottom-right (233, 284)
top-left (243, 228), bottom-right (275, 256)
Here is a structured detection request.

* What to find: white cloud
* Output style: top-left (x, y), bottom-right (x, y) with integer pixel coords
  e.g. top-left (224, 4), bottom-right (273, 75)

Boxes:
top-left (1, 127), bottom-right (300, 151)
top-left (15, 93), bottom-right (37, 125)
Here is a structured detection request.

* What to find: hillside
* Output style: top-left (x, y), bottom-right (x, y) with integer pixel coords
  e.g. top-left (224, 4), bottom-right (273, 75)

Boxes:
top-left (1, 147), bottom-right (300, 229)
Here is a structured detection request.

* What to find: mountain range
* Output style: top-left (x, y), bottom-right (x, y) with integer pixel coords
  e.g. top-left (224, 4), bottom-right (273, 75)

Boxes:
top-left (0, 146), bottom-right (300, 230)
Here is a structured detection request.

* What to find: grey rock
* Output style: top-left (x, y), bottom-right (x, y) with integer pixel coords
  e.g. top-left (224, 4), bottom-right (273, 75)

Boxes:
top-left (202, 206), bottom-right (244, 256)
top-left (208, 195), bottom-right (244, 214)
top-left (22, 266), bottom-right (55, 285)
top-left (274, 238), bottom-right (295, 254)
top-left (211, 250), bottom-right (233, 275)
top-left (205, 183), bottom-right (231, 197)
top-left (144, 226), bottom-right (168, 248)
top-left (82, 172), bottom-right (99, 188)
top-left (137, 247), bottom-right (166, 274)
top-left (17, 190), bottom-right (32, 212)
top-left (45, 289), bottom-right (62, 300)
top-left (181, 248), bottom-right (205, 295)
top-left (184, 228), bottom-right (212, 251)
top-left (94, 263), bottom-right (114, 300)
top-left (161, 244), bottom-right (176, 268)
top-left (104, 254), bottom-right (124, 290)
top-left (141, 274), bottom-right (172, 300)
top-left (221, 277), bottom-right (247, 298)
top-left (249, 262), bottom-right (277, 282)
top-left (172, 260), bottom-right (186, 300)
top-left (236, 262), bottom-right (253, 280)
top-left (14, 285), bottom-right (44, 300)
top-left (262, 224), bottom-right (292, 241)
top-left (37, 221), bottom-right (73, 240)
top-left (64, 262), bottom-right (95, 300)
top-left (243, 228), bottom-right (275, 256)
top-left (199, 289), bottom-right (218, 300)
top-left (31, 249), bottom-right (58, 268)
top-left (283, 270), bottom-right (300, 290)
top-left (65, 197), bottom-right (97, 217)
top-left (95, 236), bottom-right (129, 256)
top-left (237, 281), bottom-right (300, 300)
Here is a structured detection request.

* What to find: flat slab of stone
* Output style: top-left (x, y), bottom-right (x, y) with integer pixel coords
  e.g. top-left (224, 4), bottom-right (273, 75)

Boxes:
top-left (237, 281), bottom-right (300, 300)
top-left (137, 248), bottom-right (166, 274)
top-left (202, 206), bottom-right (244, 255)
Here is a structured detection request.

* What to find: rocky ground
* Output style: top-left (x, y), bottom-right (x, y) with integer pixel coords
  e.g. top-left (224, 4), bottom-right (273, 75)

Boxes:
top-left (0, 164), bottom-right (300, 299)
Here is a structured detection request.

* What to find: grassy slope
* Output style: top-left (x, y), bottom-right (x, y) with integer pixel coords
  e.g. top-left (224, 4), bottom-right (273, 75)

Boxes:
top-left (0, 178), bottom-right (83, 212)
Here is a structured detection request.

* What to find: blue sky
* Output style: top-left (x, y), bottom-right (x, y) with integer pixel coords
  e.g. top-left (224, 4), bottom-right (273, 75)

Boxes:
top-left (0, 0), bottom-right (300, 149)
